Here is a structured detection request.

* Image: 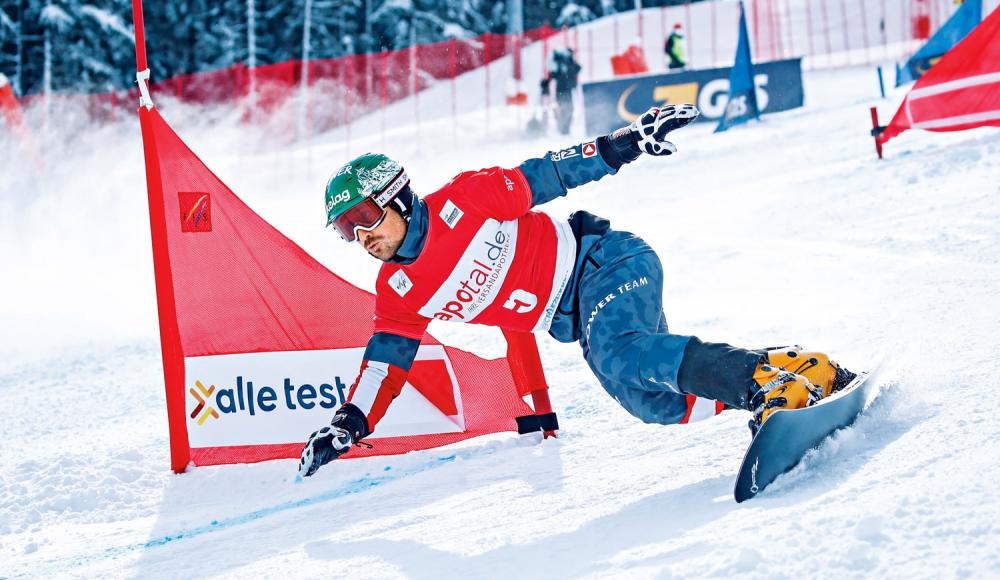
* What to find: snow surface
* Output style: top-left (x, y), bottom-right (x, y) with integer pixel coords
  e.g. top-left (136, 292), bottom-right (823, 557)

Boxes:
top-left (1, 61), bottom-right (999, 578)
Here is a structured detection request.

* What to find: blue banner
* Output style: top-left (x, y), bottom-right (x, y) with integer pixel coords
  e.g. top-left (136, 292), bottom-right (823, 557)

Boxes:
top-left (581, 58), bottom-right (803, 135)
top-left (716, 1), bottom-right (760, 132)
top-left (897, 0), bottom-right (982, 86)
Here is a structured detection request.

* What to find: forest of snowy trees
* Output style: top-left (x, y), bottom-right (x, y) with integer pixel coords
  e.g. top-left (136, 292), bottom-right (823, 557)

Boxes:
top-left (0, 0), bottom-right (690, 97)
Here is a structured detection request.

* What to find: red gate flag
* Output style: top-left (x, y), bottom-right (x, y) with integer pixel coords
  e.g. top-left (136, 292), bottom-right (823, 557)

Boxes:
top-left (879, 6), bottom-right (1000, 145)
top-left (139, 106), bottom-right (547, 473)
top-left (130, 0), bottom-right (554, 474)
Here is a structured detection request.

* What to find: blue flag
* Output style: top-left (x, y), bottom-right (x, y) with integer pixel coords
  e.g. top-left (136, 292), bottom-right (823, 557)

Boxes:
top-left (716, 1), bottom-right (760, 132)
top-left (897, 0), bottom-right (982, 86)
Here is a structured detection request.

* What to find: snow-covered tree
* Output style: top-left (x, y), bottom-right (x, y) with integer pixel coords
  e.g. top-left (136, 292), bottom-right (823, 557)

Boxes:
top-left (0, 4), bottom-right (21, 93)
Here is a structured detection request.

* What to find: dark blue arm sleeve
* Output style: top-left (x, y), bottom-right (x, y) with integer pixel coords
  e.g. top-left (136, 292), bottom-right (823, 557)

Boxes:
top-left (518, 138), bottom-right (620, 207)
top-left (363, 332), bottom-right (421, 371)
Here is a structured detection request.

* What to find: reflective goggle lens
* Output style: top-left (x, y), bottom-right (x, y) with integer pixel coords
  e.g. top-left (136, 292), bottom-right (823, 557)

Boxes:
top-left (331, 197), bottom-right (387, 242)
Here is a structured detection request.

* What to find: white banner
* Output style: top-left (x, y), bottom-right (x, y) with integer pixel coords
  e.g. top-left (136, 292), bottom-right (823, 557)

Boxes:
top-left (184, 345), bottom-right (464, 448)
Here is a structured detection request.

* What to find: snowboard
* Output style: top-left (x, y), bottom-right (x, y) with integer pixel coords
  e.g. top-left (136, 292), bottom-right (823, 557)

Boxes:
top-left (734, 364), bottom-right (882, 503)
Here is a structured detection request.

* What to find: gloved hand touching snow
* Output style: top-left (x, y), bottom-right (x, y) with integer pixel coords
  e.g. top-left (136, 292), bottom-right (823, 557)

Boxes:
top-left (298, 403), bottom-right (370, 478)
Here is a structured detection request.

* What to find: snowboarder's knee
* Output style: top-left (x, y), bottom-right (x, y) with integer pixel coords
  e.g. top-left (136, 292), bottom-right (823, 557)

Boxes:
top-left (596, 378), bottom-right (689, 425)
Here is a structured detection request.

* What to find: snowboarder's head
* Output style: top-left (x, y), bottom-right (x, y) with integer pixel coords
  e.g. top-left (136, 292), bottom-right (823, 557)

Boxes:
top-left (325, 153), bottom-right (414, 261)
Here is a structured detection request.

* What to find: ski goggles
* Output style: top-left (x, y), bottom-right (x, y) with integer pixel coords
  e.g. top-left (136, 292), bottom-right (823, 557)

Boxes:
top-left (330, 197), bottom-right (387, 242)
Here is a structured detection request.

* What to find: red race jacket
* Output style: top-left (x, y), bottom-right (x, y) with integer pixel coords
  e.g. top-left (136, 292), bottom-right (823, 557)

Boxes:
top-left (373, 166), bottom-right (576, 339)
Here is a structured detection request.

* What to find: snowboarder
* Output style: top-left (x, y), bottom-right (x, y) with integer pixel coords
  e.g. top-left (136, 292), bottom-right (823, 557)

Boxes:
top-left (665, 23), bottom-right (687, 70)
top-left (299, 104), bottom-right (856, 477)
top-left (540, 48), bottom-right (582, 135)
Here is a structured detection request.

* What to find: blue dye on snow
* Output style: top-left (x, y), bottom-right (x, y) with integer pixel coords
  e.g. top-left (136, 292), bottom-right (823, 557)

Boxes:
top-left (42, 450), bottom-right (479, 573)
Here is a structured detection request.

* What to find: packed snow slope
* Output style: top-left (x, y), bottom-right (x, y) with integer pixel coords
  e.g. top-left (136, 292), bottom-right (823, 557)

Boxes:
top-left (1, 64), bottom-right (998, 578)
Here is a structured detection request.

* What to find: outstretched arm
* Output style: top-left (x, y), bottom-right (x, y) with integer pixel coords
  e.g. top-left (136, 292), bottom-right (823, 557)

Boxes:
top-left (298, 332), bottom-right (421, 477)
top-left (519, 104), bottom-right (700, 207)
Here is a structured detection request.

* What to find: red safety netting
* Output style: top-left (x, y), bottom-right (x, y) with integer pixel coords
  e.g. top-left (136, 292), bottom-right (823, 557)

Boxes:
top-left (15, 0), bottom-right (968, 132)
top-left (879, 5), bottom-right (1000, 144)
top-left (85, 25), bottom-right (555, 130)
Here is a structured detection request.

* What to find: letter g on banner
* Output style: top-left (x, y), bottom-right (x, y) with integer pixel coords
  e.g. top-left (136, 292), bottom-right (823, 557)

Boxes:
top-left (699, 75), bottom-right (770, 118)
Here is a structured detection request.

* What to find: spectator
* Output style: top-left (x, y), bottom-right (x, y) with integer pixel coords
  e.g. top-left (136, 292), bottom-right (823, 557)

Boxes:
top-left (665, 23), bottom-right (687, 70)
top-left (541, 48), bottom-right (582, 135)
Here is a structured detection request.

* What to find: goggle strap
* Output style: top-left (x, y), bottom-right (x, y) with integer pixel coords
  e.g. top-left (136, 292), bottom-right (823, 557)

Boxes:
top-left (372, 170), bottom-right (409, 208)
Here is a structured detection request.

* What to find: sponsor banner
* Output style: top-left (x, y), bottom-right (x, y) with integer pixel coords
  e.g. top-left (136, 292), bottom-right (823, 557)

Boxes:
top-left (582, 58), bottom-right (804, 135)
top-left (185, 345), bottom-right (464, 448)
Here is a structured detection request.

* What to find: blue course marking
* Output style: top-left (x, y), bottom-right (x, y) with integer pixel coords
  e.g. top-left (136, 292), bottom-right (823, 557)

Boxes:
top-left (143, 454), bottom-right (455, 548)
top-left (32, 446), bottom-right (503, 576)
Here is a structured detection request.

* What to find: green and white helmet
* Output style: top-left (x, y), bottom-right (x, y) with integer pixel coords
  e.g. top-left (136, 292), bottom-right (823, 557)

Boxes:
top-left (324, 153), bottom-right (411, 241)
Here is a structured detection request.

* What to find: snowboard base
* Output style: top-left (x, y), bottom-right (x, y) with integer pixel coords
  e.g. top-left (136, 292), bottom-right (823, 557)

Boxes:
top-left (734, 364), bottom-right (882, 502)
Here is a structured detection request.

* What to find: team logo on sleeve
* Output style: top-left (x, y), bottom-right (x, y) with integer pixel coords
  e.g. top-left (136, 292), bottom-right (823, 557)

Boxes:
top-left (582, 141), bottom-right (597, 158)
top-left (389, 269), bottom-right (413, 297)
top-left (551, 147), bottom-right (580, 162)
top-left (439, 199), bottom-right (464, 228)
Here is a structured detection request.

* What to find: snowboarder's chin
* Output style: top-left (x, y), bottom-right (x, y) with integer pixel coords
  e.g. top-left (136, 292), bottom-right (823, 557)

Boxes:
top-left (365, 238), bottom-right (398, 261)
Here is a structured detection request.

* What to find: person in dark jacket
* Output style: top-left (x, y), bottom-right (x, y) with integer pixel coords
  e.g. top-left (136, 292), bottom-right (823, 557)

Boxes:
top-left (541, 48), bottom-right (583, 135)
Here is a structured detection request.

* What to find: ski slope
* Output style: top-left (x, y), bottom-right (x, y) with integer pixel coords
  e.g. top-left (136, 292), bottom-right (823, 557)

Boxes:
top-left (1, 63), bottom-right (999, 578)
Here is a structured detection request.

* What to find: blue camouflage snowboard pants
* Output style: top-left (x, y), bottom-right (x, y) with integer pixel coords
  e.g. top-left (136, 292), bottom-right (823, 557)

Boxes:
top-left (571, 230), bottom-right (693, 424)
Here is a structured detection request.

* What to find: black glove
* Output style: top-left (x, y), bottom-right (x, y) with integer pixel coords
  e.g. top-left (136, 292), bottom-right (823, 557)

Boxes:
top-left (297, 403), bottom-right (370, 478)
top-left (604, 104), bottom-right (701, 164)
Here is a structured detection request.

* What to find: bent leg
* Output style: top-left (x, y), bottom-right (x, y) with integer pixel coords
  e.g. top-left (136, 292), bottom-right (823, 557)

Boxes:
top-left (577, 234), bottom-right (692, 424)
top-left (577, 232), bottom-right (763, 423)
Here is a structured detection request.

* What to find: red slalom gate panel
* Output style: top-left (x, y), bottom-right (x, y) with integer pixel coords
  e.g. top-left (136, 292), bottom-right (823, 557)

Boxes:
top-left (878, 6), bottom-right (1000, 147)
top-left (137, 105), bottom-right (553, 472)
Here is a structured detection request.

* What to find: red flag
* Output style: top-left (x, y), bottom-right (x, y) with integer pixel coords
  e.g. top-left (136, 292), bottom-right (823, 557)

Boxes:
top-left (138, 107), bottom-right (538, 472)
top-left (880, 6), bottom-right (1000, 144)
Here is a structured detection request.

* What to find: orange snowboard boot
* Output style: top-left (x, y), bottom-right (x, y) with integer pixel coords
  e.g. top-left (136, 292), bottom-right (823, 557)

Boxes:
top-left (749, 362), bottom-right (824, 432)
top-left (762, 346), bottom-right (857, 397)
